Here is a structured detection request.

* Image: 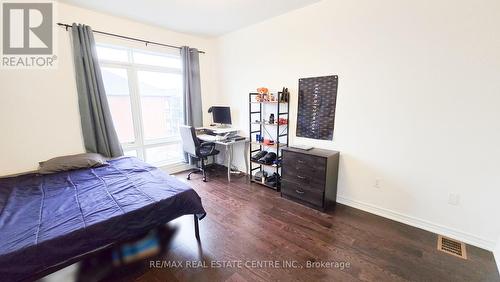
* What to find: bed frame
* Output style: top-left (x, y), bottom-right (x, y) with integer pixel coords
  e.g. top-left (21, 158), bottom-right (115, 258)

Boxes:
top-left (25, 215), bottom-right (201, 281)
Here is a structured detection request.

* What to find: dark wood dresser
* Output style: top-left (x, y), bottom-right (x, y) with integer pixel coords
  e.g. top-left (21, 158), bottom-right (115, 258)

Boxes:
top-left (281, 147), bottom-right (339, 211)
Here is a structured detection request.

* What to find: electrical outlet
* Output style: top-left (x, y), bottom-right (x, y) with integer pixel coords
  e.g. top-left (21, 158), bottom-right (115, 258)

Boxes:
top-left (448, 193), bottom-right (460, 206)
top-left (373, 178), bottom-right (382, 189)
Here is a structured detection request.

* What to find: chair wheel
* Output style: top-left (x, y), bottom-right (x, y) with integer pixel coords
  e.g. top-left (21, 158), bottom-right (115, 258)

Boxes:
top-left (187, 176), bottom-right (191, 180)
top-left (202, 178), bottom-right (207, 182)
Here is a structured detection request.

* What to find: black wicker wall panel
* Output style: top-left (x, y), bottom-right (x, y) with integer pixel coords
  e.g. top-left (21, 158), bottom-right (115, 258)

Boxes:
top-left (296, 75), bottom-right (338, 140)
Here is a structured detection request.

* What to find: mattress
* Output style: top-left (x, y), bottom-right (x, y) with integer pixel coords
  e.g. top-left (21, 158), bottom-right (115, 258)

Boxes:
top-left (0, 157), bottom-right (206, 281)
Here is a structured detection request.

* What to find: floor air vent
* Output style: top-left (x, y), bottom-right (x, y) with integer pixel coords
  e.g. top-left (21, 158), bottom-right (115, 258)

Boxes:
top-left (437, 235), bottom-right (467, 259)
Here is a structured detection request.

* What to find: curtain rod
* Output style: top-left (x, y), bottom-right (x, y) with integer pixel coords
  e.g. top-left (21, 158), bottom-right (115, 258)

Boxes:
top-left (57, 23), bottom-right (205, 54)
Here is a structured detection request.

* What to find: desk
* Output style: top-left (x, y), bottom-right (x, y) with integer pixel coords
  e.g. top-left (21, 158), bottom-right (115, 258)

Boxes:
top-left (197, 126), bottom-right (238, 135)
top-left (197, 134), bottom-right (249, 182)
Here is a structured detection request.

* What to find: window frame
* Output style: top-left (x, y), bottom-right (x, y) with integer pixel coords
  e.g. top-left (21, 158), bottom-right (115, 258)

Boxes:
top-left (97, 43), bottom-right (185, 166)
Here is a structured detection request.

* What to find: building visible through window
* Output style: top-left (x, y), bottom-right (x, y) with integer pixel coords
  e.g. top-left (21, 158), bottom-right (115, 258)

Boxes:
top-left (97, 44), bottom-right (184, 166)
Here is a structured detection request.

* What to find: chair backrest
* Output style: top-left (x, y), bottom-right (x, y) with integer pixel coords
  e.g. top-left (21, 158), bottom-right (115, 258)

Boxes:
top-left (179, 125), bottom-right (200, 156)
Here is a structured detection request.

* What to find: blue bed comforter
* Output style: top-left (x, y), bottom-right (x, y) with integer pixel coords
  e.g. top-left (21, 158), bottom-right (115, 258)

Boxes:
top-left (0, 157), bottom-right (206, 281)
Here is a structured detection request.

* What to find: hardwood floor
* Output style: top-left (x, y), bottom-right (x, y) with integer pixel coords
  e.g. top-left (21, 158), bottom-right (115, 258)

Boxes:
top-left (107, 166), bottom-right (499, 282)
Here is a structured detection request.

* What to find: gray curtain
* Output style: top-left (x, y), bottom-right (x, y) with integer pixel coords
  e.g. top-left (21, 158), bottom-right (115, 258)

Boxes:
top-left (181, 46), bottom-right (203, 127)
top-left (180, 46), bottom-right (203, 163)
top-left (71, 23), bottom-right (123, 158)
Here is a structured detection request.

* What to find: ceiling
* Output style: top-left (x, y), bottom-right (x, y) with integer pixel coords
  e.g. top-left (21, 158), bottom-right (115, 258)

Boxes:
top-left (58, 0), bottom-right (321, 37)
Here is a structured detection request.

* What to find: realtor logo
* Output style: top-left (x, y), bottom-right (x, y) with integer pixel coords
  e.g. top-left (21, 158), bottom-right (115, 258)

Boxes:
top-left (1, 0), bottom-right (57, 68)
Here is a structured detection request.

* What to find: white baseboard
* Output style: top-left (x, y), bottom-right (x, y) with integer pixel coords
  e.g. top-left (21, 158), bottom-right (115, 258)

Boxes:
top-left (337, 196), bottom-right (496, 251)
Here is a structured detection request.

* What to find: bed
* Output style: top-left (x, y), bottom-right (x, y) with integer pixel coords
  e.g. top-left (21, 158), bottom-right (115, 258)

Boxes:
top-left (0, 156), bottom-right (206, 281)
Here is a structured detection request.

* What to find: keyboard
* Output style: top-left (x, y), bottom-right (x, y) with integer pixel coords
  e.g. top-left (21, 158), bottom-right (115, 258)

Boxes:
top-left (197, 134), bottom-right (218, 142)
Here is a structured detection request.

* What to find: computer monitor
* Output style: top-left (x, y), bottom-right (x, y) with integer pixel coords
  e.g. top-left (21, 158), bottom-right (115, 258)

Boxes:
top-left (211, 106), bottom-right (232, 125)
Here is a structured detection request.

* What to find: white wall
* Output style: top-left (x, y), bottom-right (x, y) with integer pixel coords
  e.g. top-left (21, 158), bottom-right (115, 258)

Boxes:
top-left (0, 3), bottom-right (217, 176)
top-left (215, 0), bottom-right (500, 249)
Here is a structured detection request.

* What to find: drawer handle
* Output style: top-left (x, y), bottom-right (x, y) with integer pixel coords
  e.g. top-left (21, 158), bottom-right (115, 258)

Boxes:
top-left (297, 175), bottom-right (306, 180)
top-left (297, 160), bottom-right (305, 164)
top-left (295, 189), bottom-right (305, 194)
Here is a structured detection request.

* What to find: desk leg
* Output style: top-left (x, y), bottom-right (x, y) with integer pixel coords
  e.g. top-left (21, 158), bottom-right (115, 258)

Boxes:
top-left (226, 145), bottom-right (231, 182)
top-left (244, 142), bottom-right (249, 178)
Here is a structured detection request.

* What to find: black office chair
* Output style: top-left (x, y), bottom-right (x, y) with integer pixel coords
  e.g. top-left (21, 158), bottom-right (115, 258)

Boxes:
top-left (180, 125), bottom-right (220, 182)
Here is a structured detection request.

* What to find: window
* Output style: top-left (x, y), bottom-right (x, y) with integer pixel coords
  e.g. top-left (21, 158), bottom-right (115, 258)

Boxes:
top-left (97, 45), bottom-right (184, 166)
